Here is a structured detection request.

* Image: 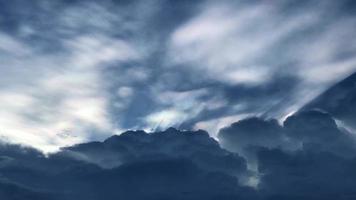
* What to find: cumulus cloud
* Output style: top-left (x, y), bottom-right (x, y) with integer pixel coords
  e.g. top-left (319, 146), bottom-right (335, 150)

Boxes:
top-left (64, 128), bottom-right (248, 178)
top-left (0, 128), bottom-right (258, 200)
top-left (219, 118), bottom-right (289, 152)
top-left (219, 110), bottom-right (356, 157)
top-left (1, 106), bottom-right (356, 199)
top-left (284, 110), bottom-right (356, 157)
top-left (229, 113), bottom-right (356, 198)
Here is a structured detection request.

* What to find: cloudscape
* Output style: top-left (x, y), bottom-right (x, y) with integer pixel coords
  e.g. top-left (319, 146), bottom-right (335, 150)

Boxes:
top-left (1, 0), bottom-right (356, 199)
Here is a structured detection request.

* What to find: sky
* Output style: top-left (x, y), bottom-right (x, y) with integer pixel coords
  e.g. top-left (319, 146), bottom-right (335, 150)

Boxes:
top-left (1, 0), bottom-right (356, 152)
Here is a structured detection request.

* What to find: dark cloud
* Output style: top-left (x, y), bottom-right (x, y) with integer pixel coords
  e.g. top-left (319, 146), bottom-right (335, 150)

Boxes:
top-left (72, 158), bottom-right (257, 200)
top-left (2, 107), bottom-right (356, 199)
top-left (284, 110), bottom-right (356, 157)
top-left (0, 180), bottom-right (51, 200)
top-left (0, 129), bottom-right (256, 200)
top-left (218, 117), bottom-right (287, 154)
top-left (258, 148), bottom-right (356, 200)
top-left (219, 109), bottom-right (356, 156)
top-left (217, 116), bottom-right (296, 172)
top-left (217, 108), bottom-right (356, 199)
top-left (64, 128), bottom-right (247, 177)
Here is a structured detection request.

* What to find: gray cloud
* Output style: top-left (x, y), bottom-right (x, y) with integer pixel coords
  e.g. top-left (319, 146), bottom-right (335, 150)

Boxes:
top-left (1, 109), bottom-right (356, 199)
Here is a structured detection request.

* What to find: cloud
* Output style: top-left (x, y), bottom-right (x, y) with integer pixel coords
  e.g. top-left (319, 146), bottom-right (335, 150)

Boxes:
top-left (64, 128), bottom-right (248, 178)
top-left (0, 2), bottom-right (142, 152)
top-left (219, 110), bottom-right (356, 156)
top-left (216, 109), bottom-right (356, 198)
top-left (0, 35), bottom-right (133, 152)
top-left (145, 109), bottom-right (188, 129)
top-left (168, 2), bottom-right (316, 85)
top-left (142, 88), bottom-right (210, 129)
top-left (1, 107), bottom-right (356, 199)
top-left (0, 128), bottom-right (258, 200)
top-left (194, 114), bottom-right (252, 138)
top-left (284, 110), bottom-right (356, 157)
top-left (2, 0), bottom-right (356, 153)
top-left (257, 148), bottom-right (356, 199)
top-left (0, 33), bottom-right (31, 56)
top-left (219, 118), bottom-right (288, 153)
top-left (0, 180), bottom-right (50, 200)
top-left (2, 1), bottom-right (356, 198)
top-left (218, 109), bottom-right (356, 188)
top-left (167, 0), bottom-right (356, 122)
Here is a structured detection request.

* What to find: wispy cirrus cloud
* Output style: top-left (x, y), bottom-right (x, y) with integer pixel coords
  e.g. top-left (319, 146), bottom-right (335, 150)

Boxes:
top-left (0, 2), bottom-right (142, 152)
top-left (1, 0), bottom-right (356, 150)
top-left (166, 0), bottom-right (356, 127)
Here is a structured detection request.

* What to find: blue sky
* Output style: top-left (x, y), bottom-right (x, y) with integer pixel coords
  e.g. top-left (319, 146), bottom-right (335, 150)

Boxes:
top-left (1, 0), bottom-right (356, 151)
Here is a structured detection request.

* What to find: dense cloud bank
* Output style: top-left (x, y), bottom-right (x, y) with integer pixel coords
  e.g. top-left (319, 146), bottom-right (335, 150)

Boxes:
top-left (219, 110), bottom-right (356, 158)
top-left (218, 109), bottom-right (356, 199)
top-left (0, 129), bottom-right (255, 200)
top-left (258, 149), bottom-right (356, 200)
top-left (1, 107), bottom-right (356, 199)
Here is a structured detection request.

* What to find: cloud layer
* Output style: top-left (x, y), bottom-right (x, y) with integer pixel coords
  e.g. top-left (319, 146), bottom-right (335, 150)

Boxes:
top-left (1, 0), bottom-right (356, 151)
top-left (1, 106), bottom-right (356, 199)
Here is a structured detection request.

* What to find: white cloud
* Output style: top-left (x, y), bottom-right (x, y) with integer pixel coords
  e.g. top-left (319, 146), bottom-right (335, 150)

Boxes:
top-left (0, 33), bottom-right (32, 56)
top-left (143, 89), bottom-right (209, 130)
top-left (65, 35), bottom-right (139, 66)
top-left (156, 88), bottom-right (207, 109)
top-left (117, 86), bottom-right (134, 98)
top-left (145, 109), bottom-right (188, 130)
top-left (0, 0), bottom-right (156, 152)
top-left (169, 3), bottom-right (318, 85)
top-left (169, 1), bottom-right (356, 118)
top-left (0, 31), bottom-right (140, 152)
top-left (2, 0), bottom-right (356, 151)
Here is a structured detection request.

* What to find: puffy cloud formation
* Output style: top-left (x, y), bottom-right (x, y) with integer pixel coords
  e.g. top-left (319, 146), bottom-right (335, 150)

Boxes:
top-left (0, 129), bottom-right (256, 200)
top-left (284, 110), bottom-right (356, 157)
top-left (218, 109), bottom-right (356, 199)
top-left (1, 104), bottom-right (356, 199)
top-left (219, 110), bottom-right (356, 162)
top-left (218, 117), bottom-right (287, 153)
top-left (63, 128), bottom-right (247, 178)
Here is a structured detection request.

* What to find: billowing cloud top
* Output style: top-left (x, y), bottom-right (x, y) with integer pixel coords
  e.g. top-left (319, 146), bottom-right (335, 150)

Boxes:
top-left (1, 108), bottom-right (356, 199)
top-left (1, 0), bottom-right (356, 152)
